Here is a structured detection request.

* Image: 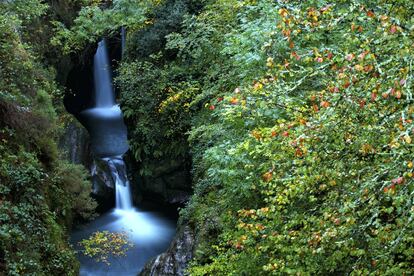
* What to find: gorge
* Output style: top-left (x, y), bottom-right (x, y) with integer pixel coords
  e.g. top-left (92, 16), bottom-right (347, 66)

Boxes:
top-left (1, 1), bottom-right (413, 275)
top-left (70, 39), bottom-right (178, 275)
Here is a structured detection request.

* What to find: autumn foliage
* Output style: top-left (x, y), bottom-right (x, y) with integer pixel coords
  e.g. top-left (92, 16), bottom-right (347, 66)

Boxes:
top-left (178, 0), bottom-right (414, 274)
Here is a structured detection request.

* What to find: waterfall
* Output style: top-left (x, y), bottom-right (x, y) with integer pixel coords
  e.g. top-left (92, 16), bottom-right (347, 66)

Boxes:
top-left (71, 36), bottom-right (178, 276)
top-left (93, 40), bottom-right (115, 107)
top-left (106, 156), bottom-right (133, 210)
top-left (80, 39), bottom-right (132, 211)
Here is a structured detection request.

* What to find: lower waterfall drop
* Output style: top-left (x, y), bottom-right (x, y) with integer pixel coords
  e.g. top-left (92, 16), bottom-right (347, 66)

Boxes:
top-left (105, 156), bottom-right (133, 210)
top-left (115, 177), bottom-right (133, 210)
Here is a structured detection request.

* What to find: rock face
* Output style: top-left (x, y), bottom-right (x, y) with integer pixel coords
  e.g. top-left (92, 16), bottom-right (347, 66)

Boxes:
top-left (139, 223), bottom-right (196, 276)
top-left (59, 120), bottom-right (91, 165)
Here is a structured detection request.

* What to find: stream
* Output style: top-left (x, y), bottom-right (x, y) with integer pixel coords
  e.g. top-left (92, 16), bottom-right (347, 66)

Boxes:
top-left (71, 203), bottom-right (177, 276)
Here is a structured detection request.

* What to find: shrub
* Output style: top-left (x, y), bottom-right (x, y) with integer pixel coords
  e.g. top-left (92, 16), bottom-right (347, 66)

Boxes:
top-left (49, 162), bottom-right (97, 226)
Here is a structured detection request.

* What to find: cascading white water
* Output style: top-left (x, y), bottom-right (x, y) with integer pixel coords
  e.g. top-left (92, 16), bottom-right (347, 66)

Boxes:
top-left (81, 39), bottom-right (132, 210)
top-left (93, 40), bottom-right (115, 107)
top-left (106, 156), bottom-right (133, 210)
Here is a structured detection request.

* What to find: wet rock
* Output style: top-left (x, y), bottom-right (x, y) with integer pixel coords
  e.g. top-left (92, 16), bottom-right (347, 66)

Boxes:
top-left (90, 158), bottom-right (115, 211)
top-left (139, 223), bottom-right (195, 276)
top-left (91, 158), bottom-right (115, 190)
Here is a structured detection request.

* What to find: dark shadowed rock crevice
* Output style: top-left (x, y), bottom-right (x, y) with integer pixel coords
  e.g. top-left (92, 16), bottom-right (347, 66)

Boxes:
top-left (126, 153), bottom-right (193, 206)
top-left (139, 159), bottom-right (192, 204)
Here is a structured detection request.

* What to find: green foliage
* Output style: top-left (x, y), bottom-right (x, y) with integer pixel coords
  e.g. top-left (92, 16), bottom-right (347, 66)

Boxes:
top-left (183, 0), bottom-right (414, 274)
top-left (18, 0), bottom-right (414, 274)
top-left (51, 0), bottom-right (163, 53)
top-left (79, 231), bottom-right (133, 265)
top-left (0, 1), bottom-right (97, 274)
top-left (114, 0), bottom-right (414, 274)
top-left (126, 0), bottom-right (204, 59)
top-left (0, 149), bottom-right (79, 275)
top-left (117, 56), bottom-right (195, 174)
top-left (49, 162), bottom-right (98, 226)
top-left (0, 0), bottom-right (47, 23)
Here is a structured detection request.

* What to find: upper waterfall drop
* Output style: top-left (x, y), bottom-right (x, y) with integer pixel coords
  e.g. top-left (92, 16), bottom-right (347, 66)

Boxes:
top-left (80, 39), bottom-right (128, 158)
top-left (94, 40), bottom-right (115, 108)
